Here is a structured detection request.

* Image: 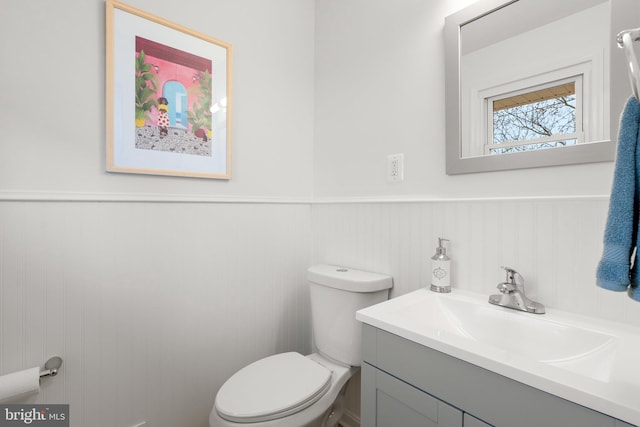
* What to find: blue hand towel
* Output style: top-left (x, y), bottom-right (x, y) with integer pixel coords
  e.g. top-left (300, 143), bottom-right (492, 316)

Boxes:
top-left (630, 98), bottom-right (640, 301)
top-left (597, 97), bottom-right (640, 292)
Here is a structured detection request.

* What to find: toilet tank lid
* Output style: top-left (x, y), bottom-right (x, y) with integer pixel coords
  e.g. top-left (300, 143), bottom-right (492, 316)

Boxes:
top-left (307, 265), bottom-right (393, 293)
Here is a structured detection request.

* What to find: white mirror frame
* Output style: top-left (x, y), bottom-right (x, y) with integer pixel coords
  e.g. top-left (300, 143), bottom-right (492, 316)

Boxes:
top-left (445, 0), bottom-right (618, 175)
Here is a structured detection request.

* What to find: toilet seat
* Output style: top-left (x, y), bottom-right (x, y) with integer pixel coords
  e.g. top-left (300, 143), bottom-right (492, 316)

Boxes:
top-left (215, 352), bottom-right (332, 423)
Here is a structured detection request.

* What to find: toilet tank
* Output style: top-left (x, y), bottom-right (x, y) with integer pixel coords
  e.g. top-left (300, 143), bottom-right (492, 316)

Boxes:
top-left (307, 265), bottom-right (393, 366)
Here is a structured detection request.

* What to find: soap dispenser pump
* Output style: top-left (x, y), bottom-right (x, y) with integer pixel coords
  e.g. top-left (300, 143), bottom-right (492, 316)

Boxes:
top-left (430, 238), bottom-right (451, 293)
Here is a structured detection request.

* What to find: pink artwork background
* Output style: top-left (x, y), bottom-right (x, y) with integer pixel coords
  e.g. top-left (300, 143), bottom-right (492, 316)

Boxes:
top-left (142, 56), bottom-right (200, 128)
top-left (135, 36), bottom-right (212, 132)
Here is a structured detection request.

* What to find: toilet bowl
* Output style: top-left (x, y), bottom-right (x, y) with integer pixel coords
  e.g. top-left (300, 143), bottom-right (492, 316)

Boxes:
top-left (210, 353), bottom-right (356, 427)
top-left (209, 265), bottom-right (393, 427)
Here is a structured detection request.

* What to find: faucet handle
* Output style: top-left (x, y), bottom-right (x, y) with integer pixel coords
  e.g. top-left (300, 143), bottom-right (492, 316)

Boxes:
top-left (501, 266), bottom-right (523, 285)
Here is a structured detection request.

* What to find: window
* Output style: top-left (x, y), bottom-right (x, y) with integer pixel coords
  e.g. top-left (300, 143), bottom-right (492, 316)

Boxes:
top-left (486, 76), bottom-right (583, 155)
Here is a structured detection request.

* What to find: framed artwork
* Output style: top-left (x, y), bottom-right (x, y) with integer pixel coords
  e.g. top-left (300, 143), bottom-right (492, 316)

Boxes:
top-left (106, 0), bottom-right (232, 179)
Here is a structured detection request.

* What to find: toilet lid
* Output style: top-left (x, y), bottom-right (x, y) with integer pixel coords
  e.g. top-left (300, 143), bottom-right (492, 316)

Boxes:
top-left (215, 352), bottom-right (332, 423)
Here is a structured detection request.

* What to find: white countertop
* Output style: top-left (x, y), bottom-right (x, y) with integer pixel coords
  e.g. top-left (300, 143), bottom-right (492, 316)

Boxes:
top-left (356, 288), bottom-right (640, 426)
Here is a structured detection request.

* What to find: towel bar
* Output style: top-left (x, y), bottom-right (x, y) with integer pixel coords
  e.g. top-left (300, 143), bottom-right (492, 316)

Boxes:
top-left (618, 28), bottom-right (640, 101)
top-left (617, 28), bottom-right (640, 47)
top-left (39, 356), bottom-right (63, 378)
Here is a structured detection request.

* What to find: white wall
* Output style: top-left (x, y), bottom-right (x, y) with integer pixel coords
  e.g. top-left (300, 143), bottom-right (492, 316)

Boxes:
top-left (1, 0), bottom-right (314, 199)
top-left (314, 0), bottom-right (616, 199)
top-left (0, 1), bottom-right (315, 426)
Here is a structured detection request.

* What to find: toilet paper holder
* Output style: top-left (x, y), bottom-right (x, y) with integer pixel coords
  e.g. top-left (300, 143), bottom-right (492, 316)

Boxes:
top-left (39, 356), bottom-right (63, 378)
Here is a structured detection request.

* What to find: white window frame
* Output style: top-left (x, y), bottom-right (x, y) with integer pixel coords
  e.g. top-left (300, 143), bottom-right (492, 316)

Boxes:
top-left (468, 60), bottom-right (595, 158)
top-left (485, 75), bottom-right (584, 155)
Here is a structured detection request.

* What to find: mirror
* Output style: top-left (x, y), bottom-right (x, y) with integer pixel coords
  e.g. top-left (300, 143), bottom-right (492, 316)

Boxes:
top-left (445, 0), bottom-right (627, 174)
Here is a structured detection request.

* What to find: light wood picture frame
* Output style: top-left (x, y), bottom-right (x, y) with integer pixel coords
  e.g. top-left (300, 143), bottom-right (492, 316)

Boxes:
top-left (106, 0), bottom-right (232, 179)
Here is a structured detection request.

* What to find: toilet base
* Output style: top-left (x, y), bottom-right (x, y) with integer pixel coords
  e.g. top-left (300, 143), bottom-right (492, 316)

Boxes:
top-left (210, 353), bottom-right (358, 427)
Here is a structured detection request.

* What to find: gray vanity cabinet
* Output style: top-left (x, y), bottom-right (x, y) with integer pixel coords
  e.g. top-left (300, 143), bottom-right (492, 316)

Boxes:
top-left (361, 324), bottom-right (636, 427)
top-left (362, 363), bottom-right (463, 426)
top-left (464, 414), bottom-right (492, 427)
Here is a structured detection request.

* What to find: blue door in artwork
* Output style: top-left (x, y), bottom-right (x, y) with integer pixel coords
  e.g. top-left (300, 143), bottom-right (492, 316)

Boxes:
top-left (163, 81), bottom-right (188, 130)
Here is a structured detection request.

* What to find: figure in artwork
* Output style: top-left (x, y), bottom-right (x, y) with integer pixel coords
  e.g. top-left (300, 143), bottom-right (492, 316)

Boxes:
top-left (157, 97), bottom-right (169, 137)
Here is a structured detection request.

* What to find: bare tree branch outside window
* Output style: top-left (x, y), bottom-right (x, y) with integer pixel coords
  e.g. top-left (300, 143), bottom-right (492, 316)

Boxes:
top-left (491, 91), bottom-right (577, 154)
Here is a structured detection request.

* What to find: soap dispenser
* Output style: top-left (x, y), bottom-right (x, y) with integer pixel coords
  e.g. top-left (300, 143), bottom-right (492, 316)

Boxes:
top-left (430, 238), bottom-right (451, 293)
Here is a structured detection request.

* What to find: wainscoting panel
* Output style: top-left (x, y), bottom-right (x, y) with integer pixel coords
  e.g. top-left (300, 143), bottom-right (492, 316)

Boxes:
top-left (312, 198), bottom-right (640, 325)
top-left (0, 201), bottom-right (312, 427)
top-left (5, 196), bottom-right (640, 426)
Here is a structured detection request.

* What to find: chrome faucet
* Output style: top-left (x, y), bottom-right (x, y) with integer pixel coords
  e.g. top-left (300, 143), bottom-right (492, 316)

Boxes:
top-left (488, 267), bottom-right (545, 314)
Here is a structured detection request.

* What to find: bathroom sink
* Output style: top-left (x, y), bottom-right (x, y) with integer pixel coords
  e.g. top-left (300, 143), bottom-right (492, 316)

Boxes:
top-left (356, 288), bottom-right (640, 425)
top-left (389, 292), bottom-right (616, 379)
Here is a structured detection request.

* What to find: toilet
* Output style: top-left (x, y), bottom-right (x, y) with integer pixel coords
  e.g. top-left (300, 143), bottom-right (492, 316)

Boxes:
top-left (209, 264), bottom-right (393, 427)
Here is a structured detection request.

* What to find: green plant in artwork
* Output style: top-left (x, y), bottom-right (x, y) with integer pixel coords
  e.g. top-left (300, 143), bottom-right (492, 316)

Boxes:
top-left (135, 50), bottom-right (159, 127)
top-left (188, 70), bottom-right (212, 138)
